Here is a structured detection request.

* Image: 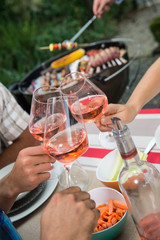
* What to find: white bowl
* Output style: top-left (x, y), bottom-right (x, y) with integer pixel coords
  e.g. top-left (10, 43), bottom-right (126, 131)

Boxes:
top-left (96, 148), bottom-right (147, 192)
top-left (96, 149), bottom-right (121, 191)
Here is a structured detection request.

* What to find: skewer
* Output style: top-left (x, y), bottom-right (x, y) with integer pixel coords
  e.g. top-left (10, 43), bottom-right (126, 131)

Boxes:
top-left (39, 46), bottom-right (51, 50)
top-left (39, 42), bottom-right (88, 51)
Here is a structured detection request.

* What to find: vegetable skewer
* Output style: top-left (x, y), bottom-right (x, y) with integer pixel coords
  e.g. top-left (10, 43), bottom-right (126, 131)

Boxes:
top-left (39, 41), bottom-right (87, 51)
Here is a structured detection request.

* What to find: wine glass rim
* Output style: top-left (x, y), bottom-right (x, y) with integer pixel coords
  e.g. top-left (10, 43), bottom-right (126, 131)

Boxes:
top-left (47, 94), bottom-right (79, 104)
top-left (32, 85), bottom-right (60, 104)
top-left (60, 71), bottom-right (87, 95)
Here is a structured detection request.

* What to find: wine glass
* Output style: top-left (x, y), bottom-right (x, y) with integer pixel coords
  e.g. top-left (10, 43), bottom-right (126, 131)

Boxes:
top-left (60, 72), bottom-right (108, 123)
top-left (29, 86), bottom-right (60, 141)
top-left (43, 95), bottom-right (89, 190)
top-left (29, 85), bottom-right (63, 179)
top-left (60, 72), bottom-right (115, 149)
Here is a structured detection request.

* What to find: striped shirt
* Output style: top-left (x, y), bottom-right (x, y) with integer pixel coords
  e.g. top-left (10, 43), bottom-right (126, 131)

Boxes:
top-left (0, 82), bottom-right (29, 153)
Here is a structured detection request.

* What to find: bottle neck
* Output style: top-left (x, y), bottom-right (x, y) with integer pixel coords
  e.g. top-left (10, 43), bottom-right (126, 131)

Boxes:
top-left (122, 149), bottom-right (142, 168)
top-left (113, 126), bottom-right (142, 168)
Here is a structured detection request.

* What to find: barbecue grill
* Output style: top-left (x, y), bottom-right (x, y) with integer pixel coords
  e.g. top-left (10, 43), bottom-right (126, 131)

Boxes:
top-left (9, 38), bottom-right (140, 113)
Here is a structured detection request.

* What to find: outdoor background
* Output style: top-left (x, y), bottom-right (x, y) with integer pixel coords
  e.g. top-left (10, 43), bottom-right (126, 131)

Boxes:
top-left (0, 0), bottom-right (141, 87)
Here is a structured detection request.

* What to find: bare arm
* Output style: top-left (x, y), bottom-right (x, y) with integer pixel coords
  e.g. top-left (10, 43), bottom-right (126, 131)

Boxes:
top-left (0, 127), bottom-right (40, 169)
top-left (126, 57), bottom-right (160, 114)
top-left (95, 58), bottom-right (160, 131)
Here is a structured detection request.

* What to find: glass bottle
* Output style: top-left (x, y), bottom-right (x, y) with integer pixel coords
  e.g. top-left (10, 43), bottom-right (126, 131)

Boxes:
top-left (111, 117), bottom-right (160, 240)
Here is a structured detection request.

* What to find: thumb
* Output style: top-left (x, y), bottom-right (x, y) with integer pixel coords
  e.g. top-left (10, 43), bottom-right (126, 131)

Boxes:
top-left (101, 104), bottom-right (122, 125)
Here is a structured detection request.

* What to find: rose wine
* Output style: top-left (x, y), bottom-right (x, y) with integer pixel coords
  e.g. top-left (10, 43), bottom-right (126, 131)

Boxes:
top-left (136, 212), bottom-right (160, 240)
top-left (44, 128), bottom-right (88, 164)
top-left (120, 147), bottom-right (137, 160)
top-left (30, 113), bottom-right (66, 142)
top-left (71, 95), bottom-right (108, 123)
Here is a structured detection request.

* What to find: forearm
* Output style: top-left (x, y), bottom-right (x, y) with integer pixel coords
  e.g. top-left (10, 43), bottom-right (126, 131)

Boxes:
top-left (126, 58), bottom-right (160, 113)
top-left (0, 128), bottom-right (40, 169)
top-left (0, 175), bottom-right (18, 213)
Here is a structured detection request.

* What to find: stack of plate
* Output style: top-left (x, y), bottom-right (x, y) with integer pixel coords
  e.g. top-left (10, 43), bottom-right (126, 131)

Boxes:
top-left (0, 162), bottom-right (61, 222)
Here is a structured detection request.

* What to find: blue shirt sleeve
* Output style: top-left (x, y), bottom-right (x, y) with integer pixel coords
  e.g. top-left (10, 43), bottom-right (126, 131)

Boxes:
top-left (0, 210), bottom-right (22, 240)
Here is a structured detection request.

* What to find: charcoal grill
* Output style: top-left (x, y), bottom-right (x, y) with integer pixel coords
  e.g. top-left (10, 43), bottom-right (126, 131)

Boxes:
top-left (9, 38), bottom-right (140, 113)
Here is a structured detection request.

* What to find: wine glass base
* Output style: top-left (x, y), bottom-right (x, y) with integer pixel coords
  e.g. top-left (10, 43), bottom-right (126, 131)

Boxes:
top-left (58, 160), bottom-right (89, 191)
top-left (99, 131), bottom-right (117, 149)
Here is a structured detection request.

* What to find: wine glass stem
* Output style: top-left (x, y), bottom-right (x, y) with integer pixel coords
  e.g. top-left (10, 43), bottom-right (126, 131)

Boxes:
top-left (65, 165), bottom-right (72, 188)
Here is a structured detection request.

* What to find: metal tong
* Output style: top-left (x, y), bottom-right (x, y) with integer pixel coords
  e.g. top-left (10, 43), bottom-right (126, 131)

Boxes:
top-left (69, 15), bottom-right (97, 42)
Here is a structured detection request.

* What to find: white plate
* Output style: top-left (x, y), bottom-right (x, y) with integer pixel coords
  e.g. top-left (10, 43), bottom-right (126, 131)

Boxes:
top-left (0, 161), bottom-right (63, 202)
top-left (10, 175), bottom-right (58, 222)
top-left (0, 161), bottom-right (62, 222)
top-left (155, 124), bottom-right (160, 149)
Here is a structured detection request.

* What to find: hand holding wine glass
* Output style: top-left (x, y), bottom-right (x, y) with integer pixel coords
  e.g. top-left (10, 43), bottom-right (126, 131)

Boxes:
top-left (29, 86), bottom-right (62, 179)
top-left (43, 95), bottom-right (89, 189)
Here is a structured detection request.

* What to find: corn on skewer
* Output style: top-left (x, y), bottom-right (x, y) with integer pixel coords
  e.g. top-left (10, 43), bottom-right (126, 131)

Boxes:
top-left (51, 48), bottom-right (85, 69)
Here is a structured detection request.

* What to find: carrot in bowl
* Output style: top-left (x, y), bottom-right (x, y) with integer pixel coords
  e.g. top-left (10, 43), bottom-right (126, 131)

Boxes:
top-left (112, 200), bottom-right (128, 210)
top-left (94, 199), bottom-right (128, 233)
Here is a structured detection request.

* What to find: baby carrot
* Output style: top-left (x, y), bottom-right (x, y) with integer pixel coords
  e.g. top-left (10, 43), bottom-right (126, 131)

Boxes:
top-left (108, 199), bottom-right (114, 215)
top-left (94, 199), bottom-right (128, 233)
top-left (113, 200), bottom-right (128, 210)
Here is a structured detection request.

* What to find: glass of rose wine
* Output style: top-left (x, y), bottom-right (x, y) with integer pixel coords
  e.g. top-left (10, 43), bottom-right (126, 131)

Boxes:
top-left (60, 72), bottom-right (108, 123)
top-left (43, 95), bottom-right (89, 189)
top-left (29, 86), bottom-right (61, 142)
top-left (60, 72), bottom-right (116, 149)
top-left (29, 85), bottom-right (63, 179)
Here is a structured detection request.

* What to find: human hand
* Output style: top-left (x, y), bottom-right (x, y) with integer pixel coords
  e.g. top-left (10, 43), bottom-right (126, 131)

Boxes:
top-left (93, 0), bottom-right (114, 18)
top-left (6, 145), bottom-right (54, 197)
top-left (41, 186), bottom-right (100, 240)
top-left (95, 103), bottom-right (138, 132)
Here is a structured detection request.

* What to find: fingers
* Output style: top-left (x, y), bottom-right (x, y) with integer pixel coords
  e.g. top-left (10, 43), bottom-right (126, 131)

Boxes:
top-left (37, 172), bottom-right (51, 182)
top-left (19, 146), bottom-right (54, 163)
top-left (62, 186), bottom-right (81, 194)
top-left (97, 124), bottom-right (113, 132)
top-left (33, 162), bottom-right (53, 173)
top-left (74, 191), bottom-right (90, 202)
top-left (93, 0), bottom-right (100, 15)
top-left (93, 208), bottom-right (101, 222)
top-left (19, 145), bottom-right (45, 156)
top-left (56, 187), bottom-right (96, 208)
top-left (97, 5), bottom-right (110, 18)
top-left (62, 188), bottom-right (96, 210)
top-left (95, 103), bottom-right (124, 131)
top-left (62, 187), bottom-right (90, 202)
top-left (93, 0), bottom-right (113, 18)
top-left (84, 199), bottom-right (96, 209)
top-left (101, 115), bottom-right (112, 126)
top-left (18, 150), bottom-right (54, 167)
top-left (95, 120), bottom-right (113, 132)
